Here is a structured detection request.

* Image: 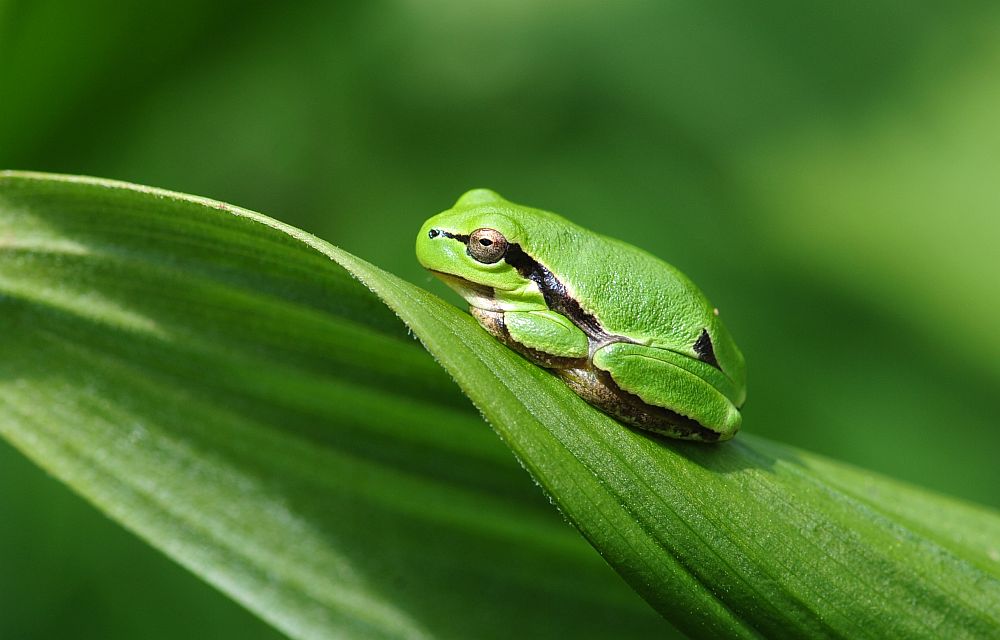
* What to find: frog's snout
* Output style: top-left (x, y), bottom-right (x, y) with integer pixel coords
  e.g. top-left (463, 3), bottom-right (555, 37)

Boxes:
top-left (416, 218), bottom-right (465, 272)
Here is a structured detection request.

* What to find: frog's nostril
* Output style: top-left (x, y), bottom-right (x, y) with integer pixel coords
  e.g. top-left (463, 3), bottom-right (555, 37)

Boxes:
top-left (428, 228), bottom-right (441, 239)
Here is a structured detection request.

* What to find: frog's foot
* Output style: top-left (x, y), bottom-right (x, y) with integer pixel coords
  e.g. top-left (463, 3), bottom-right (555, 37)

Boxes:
top-left (469, 307), bottom-right (588, 369)
top-left (579, 341), bottom-right (741, 442)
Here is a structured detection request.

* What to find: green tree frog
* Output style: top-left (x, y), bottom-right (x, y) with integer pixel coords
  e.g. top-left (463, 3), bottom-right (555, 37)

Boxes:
top-left (416, 189), bottom-right (746, 442)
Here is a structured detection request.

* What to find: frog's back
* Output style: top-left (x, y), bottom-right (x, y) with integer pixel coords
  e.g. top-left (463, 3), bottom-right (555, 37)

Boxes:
top-left (517, 208), bottom-right (744, 388)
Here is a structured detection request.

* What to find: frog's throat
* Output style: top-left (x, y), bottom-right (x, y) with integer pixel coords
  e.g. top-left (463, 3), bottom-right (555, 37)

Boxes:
top-left (428, 270), bottom-right (502, 310)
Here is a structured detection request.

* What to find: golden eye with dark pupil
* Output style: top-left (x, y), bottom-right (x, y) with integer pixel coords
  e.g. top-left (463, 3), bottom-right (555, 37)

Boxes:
top-left (467, 228), bottom-right (508, 264)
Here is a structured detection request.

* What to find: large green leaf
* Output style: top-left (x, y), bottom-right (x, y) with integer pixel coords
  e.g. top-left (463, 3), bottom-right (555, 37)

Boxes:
top-left (1, 172), bottom-right (998, 639)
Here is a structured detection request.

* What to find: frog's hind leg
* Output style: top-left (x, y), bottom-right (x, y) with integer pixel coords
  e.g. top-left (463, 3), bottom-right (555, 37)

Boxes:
top-left (563, 341), bottom-right (741, 442)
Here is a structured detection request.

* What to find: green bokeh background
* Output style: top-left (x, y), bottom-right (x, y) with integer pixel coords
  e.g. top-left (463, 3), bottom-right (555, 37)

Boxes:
top-left (2, 1), bottom-right (998, 637)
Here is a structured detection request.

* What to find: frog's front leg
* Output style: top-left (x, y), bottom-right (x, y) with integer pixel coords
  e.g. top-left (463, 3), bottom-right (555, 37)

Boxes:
top-left (469, 307), bottom-right (589, 368)
top-left (565, 342), bottom-right (742, 442)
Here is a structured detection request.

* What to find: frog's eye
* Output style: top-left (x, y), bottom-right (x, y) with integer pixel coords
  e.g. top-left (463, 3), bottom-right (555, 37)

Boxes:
top-left (467, 228), bottom-right (508, 264)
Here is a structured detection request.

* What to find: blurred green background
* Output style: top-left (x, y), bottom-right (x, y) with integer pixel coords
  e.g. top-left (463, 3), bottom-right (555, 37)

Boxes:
top-left (2, 1), bottom-right (999, 638)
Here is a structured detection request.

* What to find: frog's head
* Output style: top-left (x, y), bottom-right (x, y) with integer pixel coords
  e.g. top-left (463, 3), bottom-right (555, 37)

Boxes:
top-left (416, 189), bottom-right (534, 307)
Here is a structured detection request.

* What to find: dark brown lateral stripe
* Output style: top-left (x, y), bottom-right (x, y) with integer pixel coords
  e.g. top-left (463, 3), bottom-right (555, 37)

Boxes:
top-left (503, 243), bottom-right (607, 339)
top-left (438, 230), bottom-right (470, 243)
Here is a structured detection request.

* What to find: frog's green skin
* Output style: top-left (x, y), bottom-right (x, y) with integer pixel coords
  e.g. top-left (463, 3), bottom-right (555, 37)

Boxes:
top-left (415, 189), bottom-right (746, 442)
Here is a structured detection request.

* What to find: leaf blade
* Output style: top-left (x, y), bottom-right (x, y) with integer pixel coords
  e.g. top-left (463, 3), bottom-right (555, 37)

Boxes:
top-left (2, 171), bottom-right (998, 639)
